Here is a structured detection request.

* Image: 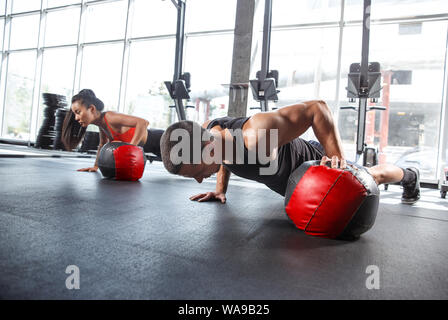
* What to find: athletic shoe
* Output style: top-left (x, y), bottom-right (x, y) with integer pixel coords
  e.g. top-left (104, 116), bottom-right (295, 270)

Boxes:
top-left (401, 167), bottom-right (420, 204)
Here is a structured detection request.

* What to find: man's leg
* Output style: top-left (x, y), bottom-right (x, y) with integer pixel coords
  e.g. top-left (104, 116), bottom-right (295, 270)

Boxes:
top-left (368, 164), bottom-right (420, 204)
top-left (367, 163), bottom-right (403, 184)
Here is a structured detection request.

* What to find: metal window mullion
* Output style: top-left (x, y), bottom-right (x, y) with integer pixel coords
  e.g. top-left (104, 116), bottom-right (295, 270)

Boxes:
top-left (183, 33), bottom-right (189, 86)
top-left (5, 47), bottom-right (43, 52)
top-left (73, 0), bottom-right (87, 95)
top-left (0, 50), bottom-right (9, 137)
top-left (117, 0), bottom-right (133, 113)
top-left (82, 38), bottom-right (126, 46)
top-left (45, 3), bottom-right (82, 13)
top-left (1, 0), bottom-right (6, 18)
top-left (0, 3), bottom-right (8, 135)
top-left (29, 48), bottom-right (42, 144)
top-left (6, 0), bottom-right (11, 52)
top-left (272, 21), bottom-right (340, 31)
top-left (345, 16), bottom-right (448, 28)
top-left (129, 34), bottom-right (176, 43)
top-left (29, 0), bottom-right (46, 144)
top-left (41, 43), bottom-right (78, 50)
top-left (368, 13), bottom-right (448, 25)
top-left (185, 29), bottom-right (234, 37)
top-left (85, 0), bottom-right (123, 6)
top-left (333, 0), bottom-right (345, 127)
top-left (436, 25), bottom-right (448, 183)
top-left (129, 30), bottom-right (234, 43)
top-left (270, 13), bottom-right (448, 31)
top-left (0, 6), bottom-right (11, 137)
top-left (8, 10), bottom-right (41, 18)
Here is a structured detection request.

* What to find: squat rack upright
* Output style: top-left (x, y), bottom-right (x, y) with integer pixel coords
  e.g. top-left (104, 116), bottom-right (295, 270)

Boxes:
top-left (249, 0), bottom-right (280, 112)
top-left (164, 0), bottom-right (192, 121)
top-left (344, 0), bottom-right (384, 165)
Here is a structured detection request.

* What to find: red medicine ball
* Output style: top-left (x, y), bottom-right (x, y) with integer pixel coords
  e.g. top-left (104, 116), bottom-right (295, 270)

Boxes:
top-left (98, 142), bottom-right (146, 181)
top-left (284, 160), bottom-right (380, 240)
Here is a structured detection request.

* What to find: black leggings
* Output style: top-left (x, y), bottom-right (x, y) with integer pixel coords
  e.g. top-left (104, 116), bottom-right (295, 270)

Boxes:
top-left (142, 129), bottom-right (164, 158)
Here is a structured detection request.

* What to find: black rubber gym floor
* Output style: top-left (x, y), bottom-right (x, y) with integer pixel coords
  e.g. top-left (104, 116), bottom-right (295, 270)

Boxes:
top-left (1, 144), bottom-right (447, 299)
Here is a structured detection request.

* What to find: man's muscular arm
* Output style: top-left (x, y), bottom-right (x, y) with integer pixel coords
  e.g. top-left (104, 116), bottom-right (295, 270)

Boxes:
top-left (202, 120), bottom-right (232, 194)
top-left (189, 121), bottom-right (231, 203)
top-left (244, 100), bottom-right (345, 159)
top-left (215, 164), bottom-right (231, 194)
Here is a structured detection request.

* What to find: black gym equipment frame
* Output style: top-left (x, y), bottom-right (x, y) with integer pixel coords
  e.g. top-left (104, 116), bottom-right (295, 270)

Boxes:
top-left (164, 0), bottom-right (192, 121)
top-left (344, 0), bottom-right (384, 164)
top-left (249, 0), bottom-right (279, 112)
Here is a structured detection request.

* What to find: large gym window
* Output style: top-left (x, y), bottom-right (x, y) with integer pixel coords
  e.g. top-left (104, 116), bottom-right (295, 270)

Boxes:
top-left (0, 18), bottom-right (4, 50)
top-left (83, 0), bottom-right (127, 43)
top-left (79, 43), bottom-right (124, 111)
top-left (40, 47), bottom-right (76, 99)
top-left (184, 33), bottom-right (234, 123)
top-left (11, 0), bottom-right (41, 14)
top-left (344, 0), bottom-right (448, 21)
top-left (186, 0), bottom-right (236, 33)
top-left (272, 0), bottom-right (341, 26)
top-left (38, 47), bottom-right (77, 130)
top-left (46, 0), bottom-right (81, 8)
top-left (44, 7), bottom-right (80, 47)
top-left (338, 20), bottom-right (448, 179)
top-left (268, 27), bottom-right (340, 105)
top-left (2, 50), bottom-right (36, 140)
top-left (9, 14), bottom-right (40, 50)
top-left (131, 0), bottom-right (176, 38)
top-left (124, 39), bottom-right (176, 129)
top-left (0, 0), bottom-right (5, 16)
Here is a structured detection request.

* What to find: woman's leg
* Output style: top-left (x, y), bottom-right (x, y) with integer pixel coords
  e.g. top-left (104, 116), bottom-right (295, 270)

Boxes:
top-left (143, 129), bottom-right (164, 158)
